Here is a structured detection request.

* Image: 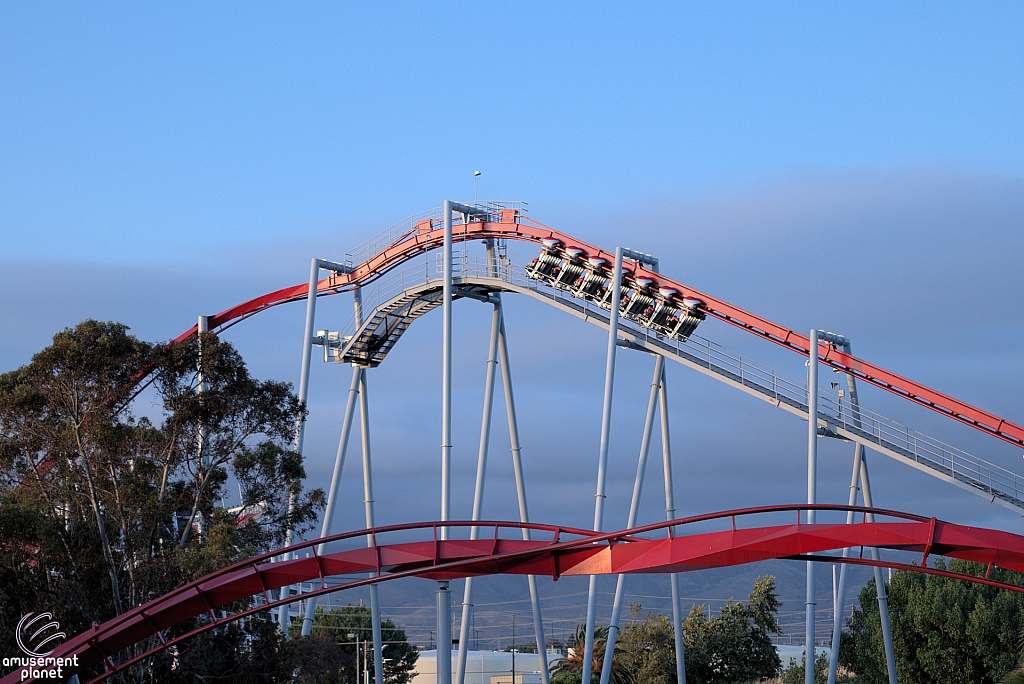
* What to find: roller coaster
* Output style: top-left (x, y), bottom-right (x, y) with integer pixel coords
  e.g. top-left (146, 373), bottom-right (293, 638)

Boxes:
top-left (8, 201), bottom-right (1024, 684)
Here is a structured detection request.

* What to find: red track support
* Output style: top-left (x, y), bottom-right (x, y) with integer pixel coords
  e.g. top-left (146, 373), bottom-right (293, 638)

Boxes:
top-left (9, 505), bottom-right (1024, 684)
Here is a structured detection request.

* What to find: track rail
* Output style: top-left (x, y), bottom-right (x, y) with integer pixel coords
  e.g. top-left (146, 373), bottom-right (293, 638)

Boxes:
top-left (170, 205), bottom-right (1024, 450)
top-left (10, 505), bottom-right (1024, 684)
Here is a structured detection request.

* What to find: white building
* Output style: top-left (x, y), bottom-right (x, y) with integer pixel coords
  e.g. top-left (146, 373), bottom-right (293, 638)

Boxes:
top-left (411, 650), bottom-right (555, 684)
top-left (412, 645), bottom-right (831, 682)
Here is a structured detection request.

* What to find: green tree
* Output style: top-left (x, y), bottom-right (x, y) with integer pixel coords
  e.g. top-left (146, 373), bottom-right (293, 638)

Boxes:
top-left (297, 604), bottom-right (419, 684)
top-left (839, 559), bottom-right (1024, 684)
top-left (550, 624), bottom-right (633, 684)
top-left (781, 651), bottom-right (831, 684)
top-left (616, 604), bottom-right (678, 684)
top-left (0, 320), bottom-right (324, 682)
top-left (682, 575), bottom-right (782, 684)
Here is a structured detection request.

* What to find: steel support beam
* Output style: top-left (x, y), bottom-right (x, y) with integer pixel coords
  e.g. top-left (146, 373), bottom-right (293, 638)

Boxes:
top-left (455, 279), bottom-right (501, 684)
top-left (860, 456), bottom-right (899, 684)
top-left (805, 329), bottom-right (819, 684)
top-left (826, 343), bottom-right (898, 684)
top-left (582, 247), bottom-right (624, 683)
top-left (827, 340), bottom-right (867, 684)
top-left (437, 201), bottom-right (455, 684)
top-left (826, 441), bottom-right (865, 684)
top-left (599, 356), bottom-right (664, 684)
top-left (358, 368), bottom-right (384, 684)
top-left (301, 287), bottom-right (366, 637)
top-left (659, 369), bottom-right (687, 684)
top-left (497, 301), bottom-right (550, 684)
top-left (437, 580), bottom-right (452, 684)
top-left (281, 258), bottom-right (324, 634)
top-left (441, 200), bottom-right (453, 538)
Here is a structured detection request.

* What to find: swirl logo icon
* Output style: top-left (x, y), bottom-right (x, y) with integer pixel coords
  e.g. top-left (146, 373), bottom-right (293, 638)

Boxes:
top-left (16, 612), bottom-right (66, 657)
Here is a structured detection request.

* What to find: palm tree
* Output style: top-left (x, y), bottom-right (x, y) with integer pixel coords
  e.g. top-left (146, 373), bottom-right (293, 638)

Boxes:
top-left (550, 625), bottom-right (633, 684)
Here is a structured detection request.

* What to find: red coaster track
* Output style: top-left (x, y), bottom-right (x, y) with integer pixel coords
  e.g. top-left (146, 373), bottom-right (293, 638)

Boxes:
top-left (8, 505), bottom-right (1024, 684)
top-left (170, 209), bottom-right (1024, 450)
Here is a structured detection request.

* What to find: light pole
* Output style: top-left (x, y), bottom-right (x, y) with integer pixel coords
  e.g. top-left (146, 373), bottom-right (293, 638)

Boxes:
top-left (349, 632), bottom-right (360, 684)
top-left (474, 170), bottom-right (481, 203)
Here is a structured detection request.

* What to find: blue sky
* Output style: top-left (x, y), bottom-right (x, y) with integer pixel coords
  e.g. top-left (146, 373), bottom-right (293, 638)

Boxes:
top-left (2, 3), bottom-right (1022, 262)
top-left (2, 3), bottom-right (1024, 567)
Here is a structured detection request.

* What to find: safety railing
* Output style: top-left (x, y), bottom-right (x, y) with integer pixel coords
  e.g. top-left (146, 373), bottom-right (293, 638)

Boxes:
top-left (340, 201), bottom-right (526, 269)
top-left (332, 256), bottom-right (1024, 508)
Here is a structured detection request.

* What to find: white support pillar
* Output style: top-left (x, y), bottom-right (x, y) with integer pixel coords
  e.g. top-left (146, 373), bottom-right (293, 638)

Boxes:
top-left (599, 355), bottom-right (664, 684)
top-left (826, 442), bottom-right (864, 684)
top-left (582, 247), bottom-right (624, 683)
top-left (437, 581), bottom-right (453, 684)
top-left (805, 329), bottom-right (819, 684)
top-left (659, 368), bottom-right (687, 684)
top-left (497, 303), bottom-right (550, 684)
top-left (441, 201), bottom-right (454, 537)
top-left (826, 342), bottom-right (897, 684)
top-left (357, 370), bottom-right (384, 684)
top-left (859, 456), bottom-right (899, 684)
top-left (437, 201), bottom-right (455, 684)
top-left (456, 294), bottom-right (501, 684)
top-left (301, 286), bottom-right (366, 637)
top-left (281, 258), bottom-right (324, 634)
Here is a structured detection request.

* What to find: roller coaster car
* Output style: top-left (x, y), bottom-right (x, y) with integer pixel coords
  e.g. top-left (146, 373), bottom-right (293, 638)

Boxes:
top-left (551, 247), bottom-right (586, 290)
top-left (619, 277), bottom-right (655, 318)
top-left (572, 256), bottom-right (611, 302)
top-left (638, 288), bottom-right (706, 339)
top-left (525, 238), bottom-right (563, 283)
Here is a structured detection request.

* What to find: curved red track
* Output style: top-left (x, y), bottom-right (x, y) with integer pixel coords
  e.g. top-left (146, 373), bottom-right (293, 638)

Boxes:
top-left (9, 504), bottom-right (1024, 684)
top-left (169, 209), bottom-right (1024, 449)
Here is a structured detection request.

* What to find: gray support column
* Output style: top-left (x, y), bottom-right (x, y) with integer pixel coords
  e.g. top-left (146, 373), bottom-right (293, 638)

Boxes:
top-left (599, 355), bottom-right (665, 684)
top-left (859, 456), bottom-right (898, 684)
top-left (441, 200), bottom-right (453, 538)
top-left (301, 287), bottom-right (365, 637)
top-left (437, 580), bottom-right (453, 684)
top-left (358, 370), bottom-right (384, 684)
top-left (281, 258), bottom-right (323, 634)
top-left (455, 299), bottom-right (501, 684)
top-left (582, 247), bottom-right (624, 682)
top-left (497, 304), bottom-right (550, 684)
top-left (827, 344), bottom-right (867, 684)
top-left (658, 367), bottom-right (687, 684)
top-left (826, 442), bottom-right (865, 684)
top-left (805, 330), bottom-right (819, 684)
top-left (826, 342), bottom-right (897, 684)
top-left (437, 202), bottom-right (454, 684)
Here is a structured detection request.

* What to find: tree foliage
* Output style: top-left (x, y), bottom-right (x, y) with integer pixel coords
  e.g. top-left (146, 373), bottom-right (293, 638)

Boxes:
top-left (0, 320), bottom-right (325, 682)
top-left (552, 575), bottom-right (782, 684)
top-left (550, 624), bottom-right (633, 684)
top-left (616, 606), bottom-right (678, 684)
top-left (296, 604), bottom-right (419, 684)
top-left (839, 559), bottom-right (1024, 684)
top-left (682, 575), bottom-right (783, 684)
top-left (781, 651), bottom-right (832, 684)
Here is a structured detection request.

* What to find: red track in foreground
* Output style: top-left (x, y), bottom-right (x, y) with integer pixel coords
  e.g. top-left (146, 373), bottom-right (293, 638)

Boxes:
top-left (9, 504), bottom-right (1024, 684)
top-left (168, 210), bottom-right (1024, 449)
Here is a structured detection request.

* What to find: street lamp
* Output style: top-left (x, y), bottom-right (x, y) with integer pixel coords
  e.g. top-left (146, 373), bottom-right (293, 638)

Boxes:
top-left (474, 170), bottom-right (481, 204)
